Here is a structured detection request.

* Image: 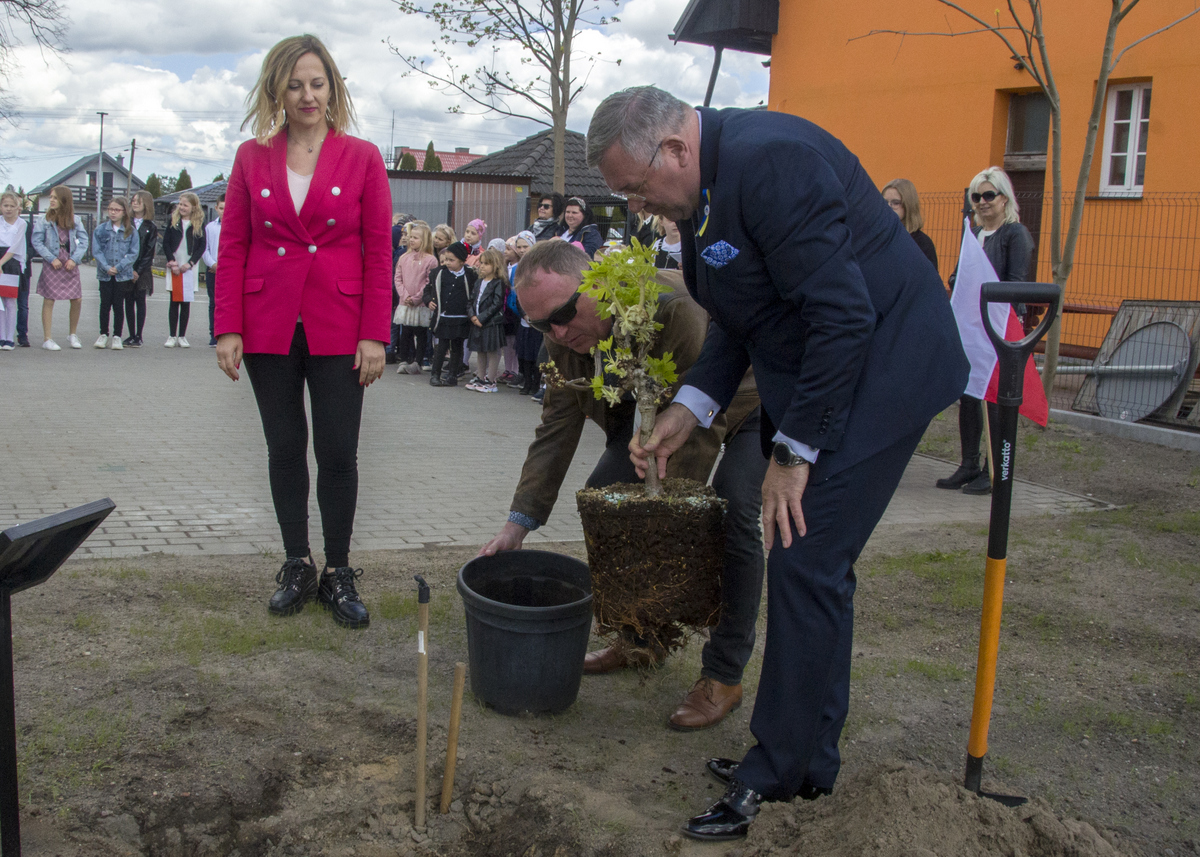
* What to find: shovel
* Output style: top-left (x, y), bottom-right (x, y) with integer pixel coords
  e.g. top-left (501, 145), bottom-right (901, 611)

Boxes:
top-left (964, 281), bottom-right (1061, 807)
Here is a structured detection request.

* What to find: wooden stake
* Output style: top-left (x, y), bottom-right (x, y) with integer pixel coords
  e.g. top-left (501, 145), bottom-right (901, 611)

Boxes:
top-left (982, 399), bottom-right (995, 484)
top-left (440, 662), bottom-right (467, 814)
top-left (414, 575), bottom-right (430, 831)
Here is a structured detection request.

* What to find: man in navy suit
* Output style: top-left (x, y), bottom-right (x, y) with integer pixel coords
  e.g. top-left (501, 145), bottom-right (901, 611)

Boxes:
top-left (588, 86), bottom-right (970, 840)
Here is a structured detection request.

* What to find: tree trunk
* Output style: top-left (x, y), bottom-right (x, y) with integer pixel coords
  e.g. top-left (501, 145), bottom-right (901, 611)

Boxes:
top-left (637, 396), bottom-right (661, 498)
top-left (1042, 0), bottom-right (1125, 398)
top-left (553, 116), bottom-right (566, 195)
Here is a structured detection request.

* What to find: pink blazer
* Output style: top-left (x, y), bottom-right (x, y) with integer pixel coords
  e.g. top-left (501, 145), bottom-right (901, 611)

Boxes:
top-left (215, 129), bottom-right (392, 355)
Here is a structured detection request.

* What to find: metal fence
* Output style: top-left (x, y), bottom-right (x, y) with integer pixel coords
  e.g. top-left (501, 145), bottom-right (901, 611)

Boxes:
top-left (920, 191), bottom-right (1200, 415)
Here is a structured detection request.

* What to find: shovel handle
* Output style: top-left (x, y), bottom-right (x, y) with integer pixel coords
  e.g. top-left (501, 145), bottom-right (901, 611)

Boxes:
top-left (979, 281), bottom-right (1062, 405)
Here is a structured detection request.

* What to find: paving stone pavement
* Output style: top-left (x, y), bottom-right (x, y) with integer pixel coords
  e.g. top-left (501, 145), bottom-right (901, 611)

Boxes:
top-left (0, 268), bottom-right (1109, 560)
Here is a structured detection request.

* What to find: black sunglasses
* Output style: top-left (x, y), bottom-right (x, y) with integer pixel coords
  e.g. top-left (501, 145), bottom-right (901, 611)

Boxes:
top-left (528, 291), bottom-right (581, 333)
top-left (970, 190), bottom-right (1001, 203)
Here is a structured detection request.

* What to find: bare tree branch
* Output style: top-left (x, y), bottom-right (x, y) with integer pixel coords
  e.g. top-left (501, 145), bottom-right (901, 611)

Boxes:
top-left (390, 0), bottom-right (619, 191)
top-left (1112, 6), bottom-right (1200, 66)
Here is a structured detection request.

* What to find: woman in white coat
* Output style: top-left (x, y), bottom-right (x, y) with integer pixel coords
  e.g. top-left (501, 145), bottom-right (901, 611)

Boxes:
top-left (161, 192), bottom-right (206, 347)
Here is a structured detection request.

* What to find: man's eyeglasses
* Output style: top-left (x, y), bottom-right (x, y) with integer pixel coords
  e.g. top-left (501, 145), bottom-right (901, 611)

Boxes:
top-left (610, 141), bottom-right (663, 202)
top-left (970, 191), bottom-right (1001, 203)
top-left (528, 290), bottom-right (581, 333)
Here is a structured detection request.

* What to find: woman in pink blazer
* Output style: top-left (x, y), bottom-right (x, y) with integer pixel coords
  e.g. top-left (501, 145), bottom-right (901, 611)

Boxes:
top-left (215, 34), bottom-right (391, 629)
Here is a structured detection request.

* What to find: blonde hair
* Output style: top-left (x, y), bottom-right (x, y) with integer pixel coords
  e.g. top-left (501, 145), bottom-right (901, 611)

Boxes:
top-left (46, 185), bottom-right (74, 230)
top-left (970, 167), bottom-right (1020, 226)
top-left (408, 223), bottom-right (434, 256)
top-left (433, 224), bottom-right (456, 249)
top-left (107, 196), bottom-right (134, 238)
top-left (881, 178), bottom-right (925, 234)
top-left (0, 191), bottom-right (20, 208)
top-left (171, 192), bottom-right (204, 235)
top-left (132, 190), bottom-right (155, 221)
top-left (476, 248), bottom-right (508, 286)
top-left (242, 34), bottom-right (356, 144)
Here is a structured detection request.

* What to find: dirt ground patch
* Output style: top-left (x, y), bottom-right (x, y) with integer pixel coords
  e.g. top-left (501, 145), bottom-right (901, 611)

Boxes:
top-left (8, 409), bottom-right (1200, 856)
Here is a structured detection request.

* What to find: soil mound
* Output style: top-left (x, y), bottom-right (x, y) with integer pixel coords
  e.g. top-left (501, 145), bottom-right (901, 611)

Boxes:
top-left (736, 763), bottom-right (1131, 857)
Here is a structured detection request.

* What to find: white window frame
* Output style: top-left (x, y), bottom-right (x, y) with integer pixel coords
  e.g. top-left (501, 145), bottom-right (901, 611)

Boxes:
top-left (1099, 82), bottom-right (1151, 198)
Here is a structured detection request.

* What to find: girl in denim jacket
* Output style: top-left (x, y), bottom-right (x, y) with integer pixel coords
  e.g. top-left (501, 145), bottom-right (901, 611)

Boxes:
top-left (31, 185), bottom-right (89, 350)
top-left (91, 197), bottom-right (140, 350)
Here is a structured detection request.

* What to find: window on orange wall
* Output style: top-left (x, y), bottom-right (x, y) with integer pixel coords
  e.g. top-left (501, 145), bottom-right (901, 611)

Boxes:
top-left (1100, 83), bottom-right (1151, 198)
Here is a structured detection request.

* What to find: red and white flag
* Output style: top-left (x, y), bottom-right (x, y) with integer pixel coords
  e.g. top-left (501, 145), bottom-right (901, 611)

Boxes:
top-left (949, 218), bottom-right (1049, 426)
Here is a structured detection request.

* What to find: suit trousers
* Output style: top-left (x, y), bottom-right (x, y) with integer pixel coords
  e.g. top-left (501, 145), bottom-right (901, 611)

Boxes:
top-left (584, 408), bottom-right (766, 685)
top-left (733, 425), bottom-right (925, 800)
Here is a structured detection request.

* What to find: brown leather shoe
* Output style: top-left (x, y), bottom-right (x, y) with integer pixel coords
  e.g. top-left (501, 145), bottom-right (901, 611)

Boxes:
top-left (668, 678), bottom-right (742, 731)
top-left (583, 642), bottom-right (663, 674)
top-left (583, 645), bottom-right (630, 674)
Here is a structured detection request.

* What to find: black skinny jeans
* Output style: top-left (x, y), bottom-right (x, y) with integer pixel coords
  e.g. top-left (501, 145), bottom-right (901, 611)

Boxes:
top-left (168, 301), bottom-right (190, 337)
top-left (244, 324), bottom-right (365, 568)
top-left (97, 280), bottom-right (127, 336)
top-left (124, 293), bottom-right (146, 338)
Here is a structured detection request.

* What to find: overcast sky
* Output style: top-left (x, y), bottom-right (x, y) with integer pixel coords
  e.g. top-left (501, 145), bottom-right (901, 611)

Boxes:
top-left (0, 0), bottom-right (770, 193)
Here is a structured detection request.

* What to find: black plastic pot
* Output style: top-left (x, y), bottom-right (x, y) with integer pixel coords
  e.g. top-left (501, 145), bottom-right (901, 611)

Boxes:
top-left (457, 550), bottom-right (592, 715)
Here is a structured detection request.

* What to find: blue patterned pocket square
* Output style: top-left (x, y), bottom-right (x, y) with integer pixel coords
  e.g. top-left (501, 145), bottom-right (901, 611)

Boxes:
top-left (701, 241), bottom-right (739, 269)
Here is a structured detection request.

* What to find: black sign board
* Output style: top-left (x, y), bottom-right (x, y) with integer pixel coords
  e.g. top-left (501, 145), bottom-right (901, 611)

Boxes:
top-left (0, 499), bottom-right (115, 857)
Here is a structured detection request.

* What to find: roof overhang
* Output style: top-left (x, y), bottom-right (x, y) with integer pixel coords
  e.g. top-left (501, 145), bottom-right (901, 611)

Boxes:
top-left (670, 0), bottom-right (778, 55)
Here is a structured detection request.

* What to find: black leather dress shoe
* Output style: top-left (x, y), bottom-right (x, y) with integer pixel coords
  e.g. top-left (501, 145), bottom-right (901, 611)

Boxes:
top-left (706, 757), bottom-right (739, 785)
top-left (706, 758), bottom-right (832, 801)
top-left (682, 780), bottom-right (762, 841)
top-left (319, 567), bottom-right (370, 629)
top-left (268, 557), bottom-right (318, 616)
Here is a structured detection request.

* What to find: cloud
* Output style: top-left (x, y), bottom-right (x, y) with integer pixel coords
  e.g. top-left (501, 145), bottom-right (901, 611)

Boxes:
top-left (0, 0), bottom-right (769, 192)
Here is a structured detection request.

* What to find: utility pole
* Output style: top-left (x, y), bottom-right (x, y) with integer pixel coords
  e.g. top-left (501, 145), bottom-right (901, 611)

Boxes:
top-left (390, 111), bottom-right (396, 168)
top-left (96, 111), bottom-right (108, 227)
top-left (126, 139), bottom-right (136, 202)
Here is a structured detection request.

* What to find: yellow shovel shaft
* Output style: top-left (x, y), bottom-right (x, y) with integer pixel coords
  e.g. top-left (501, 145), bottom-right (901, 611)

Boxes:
top-left (967, 556), bottom-right (1007, 759)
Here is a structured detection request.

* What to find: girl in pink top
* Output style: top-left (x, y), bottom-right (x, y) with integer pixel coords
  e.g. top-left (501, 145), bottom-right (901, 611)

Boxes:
top-left (393, 222), bottom-right (439, 374)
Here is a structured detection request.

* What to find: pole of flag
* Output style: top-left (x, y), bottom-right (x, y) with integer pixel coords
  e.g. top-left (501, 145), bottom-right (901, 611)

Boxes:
top-left (964, 280), bottom-right (1061, 805)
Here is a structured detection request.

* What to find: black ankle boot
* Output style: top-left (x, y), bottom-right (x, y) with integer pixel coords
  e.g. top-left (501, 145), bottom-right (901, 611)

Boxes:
top-left (936, 459), bottom-right (982, 489)
top-left (269, 556), bottom-right (318, 616)
top-left (962, 471), bottom-right (992, 495)
top-left (319, 567), bottom-right (370, 629)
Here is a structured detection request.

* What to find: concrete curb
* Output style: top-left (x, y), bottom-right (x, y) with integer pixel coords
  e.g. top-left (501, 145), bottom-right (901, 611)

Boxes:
top-left (1049, 409), bottom-right (1200, 453)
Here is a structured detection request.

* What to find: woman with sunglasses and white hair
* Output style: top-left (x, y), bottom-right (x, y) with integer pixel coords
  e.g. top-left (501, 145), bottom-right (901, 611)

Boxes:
top-left (937, 166), bottom-right (1035, 496)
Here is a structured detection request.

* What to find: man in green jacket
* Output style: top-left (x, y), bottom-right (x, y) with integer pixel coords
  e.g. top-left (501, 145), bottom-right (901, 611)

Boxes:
top-left (479, 239), bottom-right (766, 731)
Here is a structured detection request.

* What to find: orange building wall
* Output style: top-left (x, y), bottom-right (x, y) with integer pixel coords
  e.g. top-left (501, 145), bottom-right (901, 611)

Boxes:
top-left (766, 1), bottom-right (1200, 353)
top-left (767, 0), bottom-right (1200, 197)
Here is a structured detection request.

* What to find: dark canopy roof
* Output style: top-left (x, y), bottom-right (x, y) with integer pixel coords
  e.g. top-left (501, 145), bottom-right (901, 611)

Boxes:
top-left (670, 0), bottom-right (778, 55)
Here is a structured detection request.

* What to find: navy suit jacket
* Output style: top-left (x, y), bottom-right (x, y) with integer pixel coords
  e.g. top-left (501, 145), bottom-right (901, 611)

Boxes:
top-left (679, 107), bottom-right (969, 479)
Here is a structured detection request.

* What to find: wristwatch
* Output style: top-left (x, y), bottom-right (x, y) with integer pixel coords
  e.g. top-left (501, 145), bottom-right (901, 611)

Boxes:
top-left (772, 442), bottom-right (808, 467)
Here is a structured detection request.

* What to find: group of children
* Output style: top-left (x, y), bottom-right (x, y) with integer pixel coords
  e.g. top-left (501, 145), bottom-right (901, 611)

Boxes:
top-left (391, 217), bottom-right (543, 397)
